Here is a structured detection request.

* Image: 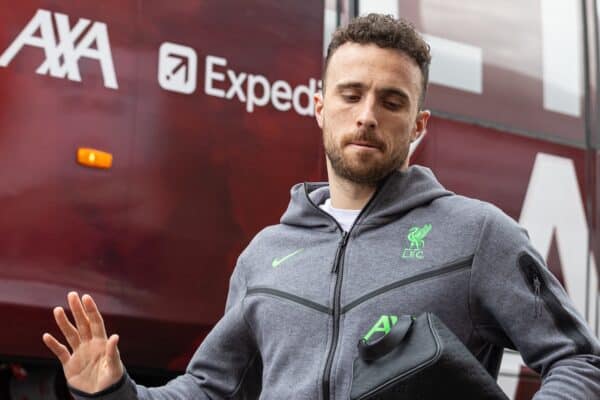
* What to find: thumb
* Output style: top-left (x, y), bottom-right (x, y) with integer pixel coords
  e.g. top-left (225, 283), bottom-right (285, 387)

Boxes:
top-left (106, 334), bottom-right (123, 373)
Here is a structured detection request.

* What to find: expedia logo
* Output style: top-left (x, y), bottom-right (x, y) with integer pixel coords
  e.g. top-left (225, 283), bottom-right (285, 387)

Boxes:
top-left (0, 9), bottom-right (118, 89)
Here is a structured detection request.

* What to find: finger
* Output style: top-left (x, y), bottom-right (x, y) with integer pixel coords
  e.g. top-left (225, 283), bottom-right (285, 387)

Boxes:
top-left (106, 334), bottom-right (123, 372)
top-left (42, 333), bottom-right (71, 365)
top-left (67, 292), bottom-right (92, 341)
top-left (81, 294), bottom-right (107, 339)
top-left (53, 307), bottom-right (81, 350)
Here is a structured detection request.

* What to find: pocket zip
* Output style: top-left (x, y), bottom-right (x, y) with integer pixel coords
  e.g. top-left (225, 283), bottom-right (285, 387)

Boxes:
top-left (342, 255), bottom-right (474, 314)
top-left (533, 275), bottom-right (542, 319)
top-left (246, 287), bottom-right (331, 314)
top-left (517, 252), bottom-right (592, 353)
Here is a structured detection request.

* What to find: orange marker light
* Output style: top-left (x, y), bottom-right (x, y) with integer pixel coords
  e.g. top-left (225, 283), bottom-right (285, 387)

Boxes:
top-left (77, 148), bottom-right (113, 169)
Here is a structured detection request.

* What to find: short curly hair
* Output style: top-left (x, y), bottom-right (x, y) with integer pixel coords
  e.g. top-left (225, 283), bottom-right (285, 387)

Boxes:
top-left (323, 14), bottom-right (431, 108)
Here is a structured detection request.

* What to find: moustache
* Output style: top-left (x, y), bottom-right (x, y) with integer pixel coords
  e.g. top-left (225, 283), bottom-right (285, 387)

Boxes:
top-left (343, 129), bottom-right (385, 150)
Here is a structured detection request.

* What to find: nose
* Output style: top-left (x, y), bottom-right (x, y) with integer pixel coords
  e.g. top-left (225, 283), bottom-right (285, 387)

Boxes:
top-left (356, 95), bottom-right (378, 130)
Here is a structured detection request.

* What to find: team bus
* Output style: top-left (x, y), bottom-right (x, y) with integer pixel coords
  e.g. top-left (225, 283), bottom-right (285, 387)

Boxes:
top-left (0, 1), bottom-right (597, 398)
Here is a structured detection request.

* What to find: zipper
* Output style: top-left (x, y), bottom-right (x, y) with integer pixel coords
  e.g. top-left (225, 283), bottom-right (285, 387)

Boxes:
top-left (302, 185), bottom-right (351, 400)
top-left (322, 230), bottom-right (348, 400)
top-left (331, 231), bottom-right (349, 273)
top-left (518, 252), bottom-right (592, 353)
top-left (246, 287), bottom-right (331, 314)
top-left (342, 255), bottom-right (474, 314)
top-left (304, 180), bottom-right (389, 400)
top-left (533, 275), bottom-right (542, 319)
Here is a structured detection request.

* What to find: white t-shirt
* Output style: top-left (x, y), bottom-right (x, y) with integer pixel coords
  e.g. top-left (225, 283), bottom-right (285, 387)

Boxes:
top-left (319, 198), bottom-right (361, 232)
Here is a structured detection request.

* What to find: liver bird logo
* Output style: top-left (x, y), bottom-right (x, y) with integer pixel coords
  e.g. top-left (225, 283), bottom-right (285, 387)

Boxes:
top-left (407, 224), bottom-right (432, 250)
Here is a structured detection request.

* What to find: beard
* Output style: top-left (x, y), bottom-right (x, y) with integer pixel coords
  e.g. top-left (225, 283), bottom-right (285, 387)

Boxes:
top-left (323, 122), bottom-right (406, 186)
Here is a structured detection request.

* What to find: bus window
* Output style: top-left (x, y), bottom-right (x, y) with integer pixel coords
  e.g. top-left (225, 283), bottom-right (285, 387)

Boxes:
top-left (355, 0), bottom-right (587, 147)
top-left (324, 0), bottom-right (337, 56)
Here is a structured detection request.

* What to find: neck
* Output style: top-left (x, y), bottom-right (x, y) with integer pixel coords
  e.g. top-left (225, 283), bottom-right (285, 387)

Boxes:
top-left (327, 167), bottom-right (377, 210)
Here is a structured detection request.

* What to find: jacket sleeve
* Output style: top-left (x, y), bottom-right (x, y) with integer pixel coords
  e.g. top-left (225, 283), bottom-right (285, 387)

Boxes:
top-left (469, 205), bottom-right (600, 399)
top-left (70, 260), bottom-right (259, 400)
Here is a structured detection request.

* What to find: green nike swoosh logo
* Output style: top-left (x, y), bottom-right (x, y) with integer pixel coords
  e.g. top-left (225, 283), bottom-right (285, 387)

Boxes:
top-left (272, 248), bottom-right (304, 268)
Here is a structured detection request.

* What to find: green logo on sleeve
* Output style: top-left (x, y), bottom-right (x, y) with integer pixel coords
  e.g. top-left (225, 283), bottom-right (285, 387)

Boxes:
top-left (402, 224), bottom-right (432, 260)
top-left (272, 248), bottom-right (304, 268)
top-left (363, 315), bottom-right (399, 341)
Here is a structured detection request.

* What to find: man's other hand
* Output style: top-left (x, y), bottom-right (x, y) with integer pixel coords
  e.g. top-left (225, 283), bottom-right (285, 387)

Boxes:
top-left (42, 292), bottom-right (124, 394)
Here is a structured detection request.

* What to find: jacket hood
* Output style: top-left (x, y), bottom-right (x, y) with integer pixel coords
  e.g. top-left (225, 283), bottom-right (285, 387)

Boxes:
top-left (280, 165), bottom-right (453, 232)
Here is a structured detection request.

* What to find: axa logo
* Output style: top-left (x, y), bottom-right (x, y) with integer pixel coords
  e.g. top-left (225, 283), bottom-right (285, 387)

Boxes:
top-left (402, 224), bottom-right (432, 260)
top-left (362, 315), bottom-right (399, 342)
top-left (0, 9), bottom-right (118, 89)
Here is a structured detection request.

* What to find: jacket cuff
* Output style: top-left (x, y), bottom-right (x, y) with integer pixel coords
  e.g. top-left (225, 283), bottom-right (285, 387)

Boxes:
top-left (69, 372), bottom-right (136, 400)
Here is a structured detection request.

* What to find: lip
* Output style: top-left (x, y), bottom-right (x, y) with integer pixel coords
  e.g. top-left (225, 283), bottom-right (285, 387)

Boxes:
top-left (348, 141), bottom-right (381, 150)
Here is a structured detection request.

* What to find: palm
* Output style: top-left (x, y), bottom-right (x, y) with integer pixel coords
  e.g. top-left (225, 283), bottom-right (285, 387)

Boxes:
top-left (64, 338), bottom-right (121, 392)
top-left (43, 292), bottom-right (123, 394)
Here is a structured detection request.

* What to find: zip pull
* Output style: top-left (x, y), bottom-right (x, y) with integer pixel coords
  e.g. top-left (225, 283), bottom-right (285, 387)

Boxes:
top-left (331, 232), bottom-right (349, 273)
top-left (533, 275), bottom-right (542, 318)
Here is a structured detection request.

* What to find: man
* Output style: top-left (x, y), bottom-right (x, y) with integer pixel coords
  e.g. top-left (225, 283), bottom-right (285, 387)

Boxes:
top-left (44, 14), bottom-right (600, 399)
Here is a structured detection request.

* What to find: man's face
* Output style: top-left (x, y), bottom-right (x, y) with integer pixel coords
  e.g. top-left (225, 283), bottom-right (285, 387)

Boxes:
top-left (315, 42), bottom-right (430, 185)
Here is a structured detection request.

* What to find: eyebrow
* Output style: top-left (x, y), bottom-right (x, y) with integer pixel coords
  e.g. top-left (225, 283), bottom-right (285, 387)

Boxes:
top-left (335, 81), bottom-right (365, 91)
top-left (335, 81), bottom-right (411, 104)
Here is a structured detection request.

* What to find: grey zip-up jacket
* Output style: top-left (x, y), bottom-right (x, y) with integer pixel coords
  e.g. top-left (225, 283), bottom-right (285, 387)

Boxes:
top-left (72, 166), bottom-right (600, 400)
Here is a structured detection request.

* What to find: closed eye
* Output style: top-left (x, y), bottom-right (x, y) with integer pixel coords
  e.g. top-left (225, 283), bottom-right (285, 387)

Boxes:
top-left (342, 94), bottom-right (361, 102)
top-left (384, 101), bottom-right (401, 110)
top-left (380, 88), bottom-right (410, 111)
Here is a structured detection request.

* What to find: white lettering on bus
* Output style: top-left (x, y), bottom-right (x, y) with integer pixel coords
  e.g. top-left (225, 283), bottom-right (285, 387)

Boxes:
top-left (204, 54), bottom-right (319, 116)
top-left (0, 9), bottom-right (118, 89)
top-left (519, 153), bottom-right (597, 331)
top-left (500, 153), bottom-right (599, 398)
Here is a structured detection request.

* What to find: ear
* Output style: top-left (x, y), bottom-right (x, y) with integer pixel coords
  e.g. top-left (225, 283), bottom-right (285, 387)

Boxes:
top-left (411, 110), bottom-right (430, 142)
top-left (314, 91), bottom-right (324, 129)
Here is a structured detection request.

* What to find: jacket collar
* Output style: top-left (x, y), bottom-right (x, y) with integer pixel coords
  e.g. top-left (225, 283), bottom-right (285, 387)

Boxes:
top-left (280, 166), bottom-right (453, 232)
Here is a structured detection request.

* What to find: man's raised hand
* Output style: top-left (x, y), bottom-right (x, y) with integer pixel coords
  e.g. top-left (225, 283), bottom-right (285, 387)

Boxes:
top-left (42, 292), bottom-right (124, 394)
